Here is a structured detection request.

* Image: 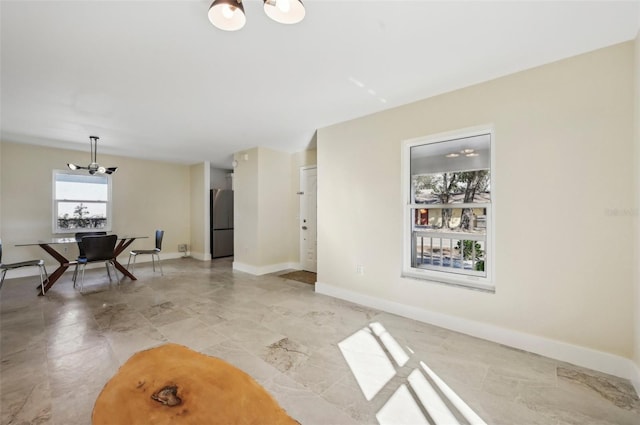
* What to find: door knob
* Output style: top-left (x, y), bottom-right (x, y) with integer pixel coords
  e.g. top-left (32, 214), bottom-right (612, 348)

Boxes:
top-left (301, 226), bottom-right (308, 230)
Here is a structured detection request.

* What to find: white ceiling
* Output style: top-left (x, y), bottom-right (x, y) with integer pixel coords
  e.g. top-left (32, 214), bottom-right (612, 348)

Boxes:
top-left (2, 1), bottom-right (638, 169)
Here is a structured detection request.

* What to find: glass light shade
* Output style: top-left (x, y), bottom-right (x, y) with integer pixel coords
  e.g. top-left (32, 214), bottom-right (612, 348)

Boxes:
top-left (208, 0), bottom-right (246, 31)
top-left (263, 0), bottom-right (305, 24)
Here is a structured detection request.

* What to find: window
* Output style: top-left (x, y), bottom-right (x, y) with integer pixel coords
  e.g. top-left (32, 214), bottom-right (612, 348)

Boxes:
top-left (403, 127), bottom-right (493, 291)
top-left (53, 171), bottom-right (112, 233)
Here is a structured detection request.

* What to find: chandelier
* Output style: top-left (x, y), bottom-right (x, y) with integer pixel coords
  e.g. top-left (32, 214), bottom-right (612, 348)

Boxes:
top-left (67, 136), bottom-right (118, 175)
top-left (208, 0), bottom-right (305, 31)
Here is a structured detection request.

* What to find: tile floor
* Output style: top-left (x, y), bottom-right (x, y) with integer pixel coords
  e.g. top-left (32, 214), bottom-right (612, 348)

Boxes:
top-left (1, 257), bottom-right (639, 425)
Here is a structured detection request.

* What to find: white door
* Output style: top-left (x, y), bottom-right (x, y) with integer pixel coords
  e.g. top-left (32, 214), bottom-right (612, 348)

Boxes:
top-left (300, 166), bottom-right (317, 272)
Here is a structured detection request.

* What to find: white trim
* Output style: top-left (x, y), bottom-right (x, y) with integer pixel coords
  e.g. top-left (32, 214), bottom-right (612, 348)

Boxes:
top-left (52, 169), bottom-right (113, 234)
top-left (232, 261), bottom-right (300, 276)
top-left (190, 251), bottom-right (211, 261)
top-left (299, 165), bottom-right (318, 273)
top-left (128, 252), bottom-right (184, 262)
top-left (401, 125), bottom-right (495, 290)
top-left (316, 281), bottom-right (639, 386)
top-left (9, 256), bottom-right (296, 278)
top-left (3, 252), bottom-right (186, 279)
top-left (632, 363), bottom-right (640, 397)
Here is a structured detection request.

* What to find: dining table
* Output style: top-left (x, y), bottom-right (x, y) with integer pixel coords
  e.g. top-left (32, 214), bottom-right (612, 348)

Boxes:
top-left (15, 235), bottom-right (148, 295)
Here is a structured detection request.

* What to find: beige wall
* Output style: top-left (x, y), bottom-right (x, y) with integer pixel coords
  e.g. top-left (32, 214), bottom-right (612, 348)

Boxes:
top-left (233, 147), bottom-right (311, 273)
top-left (0, 141), bottom-right (191, 265)
top-left (257, 147), bottom-right (294, 267)
top-left (189, 162), bottom-right (208, 260)
top-left (233, 148), bottom-right (260, 266)
top-left (318, 42), bottom-right (635, 359)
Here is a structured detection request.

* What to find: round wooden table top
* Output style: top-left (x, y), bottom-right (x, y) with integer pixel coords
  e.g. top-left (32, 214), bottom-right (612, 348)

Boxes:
top-left (92, 343), bottom-right (299, 425)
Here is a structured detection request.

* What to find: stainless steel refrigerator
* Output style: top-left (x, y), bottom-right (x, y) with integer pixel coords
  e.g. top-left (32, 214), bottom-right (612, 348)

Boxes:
top-left (210, 189), bottom-right (234, 258)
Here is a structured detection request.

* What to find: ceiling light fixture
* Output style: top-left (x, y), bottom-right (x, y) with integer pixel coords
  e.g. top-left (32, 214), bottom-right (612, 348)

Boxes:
top-left (208, 0), bottom-right (305, 31)
top-left (445, 153), bottom-right (460, 158)
top-left (67, 136), bottom-right (118, 175)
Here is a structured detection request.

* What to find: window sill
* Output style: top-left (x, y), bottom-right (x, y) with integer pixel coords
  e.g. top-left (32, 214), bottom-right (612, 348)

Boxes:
top-left (401, 269), bottom-right (495, 293)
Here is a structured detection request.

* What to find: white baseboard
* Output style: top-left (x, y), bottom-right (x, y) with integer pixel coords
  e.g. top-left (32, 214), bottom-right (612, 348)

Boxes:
top-left (232, 261), bottom-right (299, 276)
top-left (632, 362), bottom-right (640, 397)
top-left (3, 252), bottom-right (185, 279)
top-left (316, 281), bottom-right (639, 387)
top-left (125, 252), bottom-right (185, 263)
top-left (189, 251), bottom-right (211, 261)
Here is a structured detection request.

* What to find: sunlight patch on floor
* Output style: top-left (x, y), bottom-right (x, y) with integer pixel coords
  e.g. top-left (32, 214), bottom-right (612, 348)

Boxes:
top-left (420, 361), bottom-right (487, 425)
top-left (369, 322), bottom-right (409, 367)
top-left (408, 369), bottom-right (461, 425)
top-left (338, 327), bottom-right (396, 401)
top-left (376, 384), bottom-right (429, 425)
top-left (339, 323), bottom-right (487, 425)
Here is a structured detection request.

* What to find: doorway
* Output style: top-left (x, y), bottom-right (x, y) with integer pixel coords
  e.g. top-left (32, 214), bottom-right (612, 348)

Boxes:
top-left (299, 166), bottom-right (317, 273)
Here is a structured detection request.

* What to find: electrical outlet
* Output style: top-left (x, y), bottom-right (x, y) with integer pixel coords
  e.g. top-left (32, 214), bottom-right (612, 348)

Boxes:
top-left (178, 244), bottom-right (187, 253)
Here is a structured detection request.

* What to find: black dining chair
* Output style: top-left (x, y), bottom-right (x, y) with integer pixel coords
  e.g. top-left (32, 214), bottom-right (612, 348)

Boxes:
top-left (0, 239), bottom-right (49, 295)
top-left (127, 230), bottom-right (164, 275)
top-left (71, 231), bottom-right (107, 285)
top-left (74, 234), bottom-right (118, 293)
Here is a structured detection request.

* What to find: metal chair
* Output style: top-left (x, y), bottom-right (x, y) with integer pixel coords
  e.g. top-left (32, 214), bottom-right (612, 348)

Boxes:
top-left (127, 230), bottom-right (164, 275)
top-left (74, 234), bottom-right (118, 293)
top-left (0, 239), bottom-right (49, 295)
top-left (71, 231), bottom-right (107, 284)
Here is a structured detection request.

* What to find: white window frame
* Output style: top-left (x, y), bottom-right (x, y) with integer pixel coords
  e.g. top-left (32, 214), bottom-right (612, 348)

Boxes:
top-left (52, 170), bottom-right (113, 234)
top-left (401, 125), bottom-right (495, 292)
